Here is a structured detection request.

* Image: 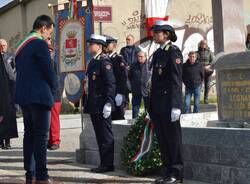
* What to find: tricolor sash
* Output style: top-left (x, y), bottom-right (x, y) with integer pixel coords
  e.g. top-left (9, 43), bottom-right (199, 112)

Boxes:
top-left (131, 117), bottom-right (154, 163)
top-left (68, 0), bottom-right (78, 19)
top-left (15, 32), bottom-right (43, 56)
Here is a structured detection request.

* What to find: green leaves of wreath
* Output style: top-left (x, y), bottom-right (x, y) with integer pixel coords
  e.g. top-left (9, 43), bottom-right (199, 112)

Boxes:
top-left (121, 112), bottom-right (162, 176)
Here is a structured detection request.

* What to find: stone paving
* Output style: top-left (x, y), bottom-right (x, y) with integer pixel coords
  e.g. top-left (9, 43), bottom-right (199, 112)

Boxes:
top-left (0, 115), bottom-right (211, 184)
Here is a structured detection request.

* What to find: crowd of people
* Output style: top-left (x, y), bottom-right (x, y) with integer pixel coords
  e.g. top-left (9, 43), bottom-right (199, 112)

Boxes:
top-left (2, 13), bottom-right (250, 184)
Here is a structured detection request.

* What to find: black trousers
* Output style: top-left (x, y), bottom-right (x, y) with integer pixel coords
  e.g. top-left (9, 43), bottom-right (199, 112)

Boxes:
top-left (150, 113), bottom-right (183, 177)
top-left (0, 138), bottom-right (10, 146)
top-left (112, 105), bottom-right (125, 120)
top-left (204, 73), bottom-right (211, 100)
top-left (90, 113), bottom-right (114, 167)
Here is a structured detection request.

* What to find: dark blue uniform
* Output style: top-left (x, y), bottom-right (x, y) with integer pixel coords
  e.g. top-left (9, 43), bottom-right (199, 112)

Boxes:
top-left (85, 53), bottom-right (116, 167)
top-left (109, 53), bottom-right (127, 120)
top-left (149, 42), bottom-right (184, 179)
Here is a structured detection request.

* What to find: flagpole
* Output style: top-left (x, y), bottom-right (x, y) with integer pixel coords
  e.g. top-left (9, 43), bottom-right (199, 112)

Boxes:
top-left (80, 97), bottom-right (84, 131)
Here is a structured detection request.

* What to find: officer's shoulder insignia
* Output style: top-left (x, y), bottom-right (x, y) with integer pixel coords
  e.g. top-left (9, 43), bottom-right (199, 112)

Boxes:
top-left (96, 55), bottom-right (101, 60)
top-left (164, 44), bottom-right (171, 51)
top-left (175, 58), bottom-right (181, 64)
top-left (100, 54), bottom-right (108, 59)
top-left (106, 64), bottom-right (112, 70)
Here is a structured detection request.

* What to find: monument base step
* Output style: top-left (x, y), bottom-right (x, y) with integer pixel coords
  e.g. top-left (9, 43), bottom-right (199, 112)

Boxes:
top-left (76, 114), bottom-right (250, 184)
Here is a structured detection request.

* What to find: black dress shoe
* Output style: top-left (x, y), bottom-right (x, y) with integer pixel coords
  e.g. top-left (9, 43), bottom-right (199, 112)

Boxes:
top-left (90, 166), bottom-right (114, 173)
top-left (155, 177), bottom-right (183, 184)
top-left (0, 140), bottom-right (4, 149)
top-left (166, 176), bottom-right (183, 184)
top-left (155, 176), bottom-right (168, 184)
top-left (5, 144), bottom-right (11, 149)
top-left (48, 144), bottom-right (60, 150)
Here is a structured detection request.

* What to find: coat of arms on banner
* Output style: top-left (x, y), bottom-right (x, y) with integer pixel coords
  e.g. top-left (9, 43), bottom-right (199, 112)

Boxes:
top-left (59, 19), bottom-right (86, 73)
top-left (65, 31), bottom-right (78, 59)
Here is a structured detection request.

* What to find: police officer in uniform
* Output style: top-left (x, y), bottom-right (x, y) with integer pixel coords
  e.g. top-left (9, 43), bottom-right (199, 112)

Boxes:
top-left (149, 21), bottom-right (184, 184)
top-left (104, 35), bottom-right (127, 120)
top-left (85, 34), bottom-right (116, 173)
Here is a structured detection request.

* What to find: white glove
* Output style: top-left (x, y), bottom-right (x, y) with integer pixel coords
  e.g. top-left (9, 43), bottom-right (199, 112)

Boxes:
top-left (115, 94), bottom-right (123, 106)
top-left (171, 108), bottom-right (181, 122)
top-left (103, 103), bottom-right (112, 119)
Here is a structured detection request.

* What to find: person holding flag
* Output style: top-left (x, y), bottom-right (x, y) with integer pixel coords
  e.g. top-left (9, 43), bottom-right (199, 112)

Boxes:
top-left (45, 38), bottom-right (62, 151)
top-left (149, 20), bottom-right (184, 184)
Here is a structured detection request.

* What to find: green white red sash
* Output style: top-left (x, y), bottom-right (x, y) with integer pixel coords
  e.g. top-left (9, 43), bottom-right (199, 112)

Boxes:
top-left (15, 32), bottom-right (43, 56)
top-left (131, 118), bottom-right (154, 162)
top-left (68, 0), bottom-right (78, 19)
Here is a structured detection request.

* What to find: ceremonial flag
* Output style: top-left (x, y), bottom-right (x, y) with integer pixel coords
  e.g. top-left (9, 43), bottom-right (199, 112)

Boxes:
top-left (145, 0), bottom-right (170, 37)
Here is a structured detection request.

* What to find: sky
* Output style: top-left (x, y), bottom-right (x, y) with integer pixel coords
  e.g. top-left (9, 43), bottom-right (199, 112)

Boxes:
top-left (0, 0), bottom-right (14, 8)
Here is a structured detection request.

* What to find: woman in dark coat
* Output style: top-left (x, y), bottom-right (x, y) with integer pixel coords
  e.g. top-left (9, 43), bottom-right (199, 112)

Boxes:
top-left (0, 54), bottom-right (18, 149)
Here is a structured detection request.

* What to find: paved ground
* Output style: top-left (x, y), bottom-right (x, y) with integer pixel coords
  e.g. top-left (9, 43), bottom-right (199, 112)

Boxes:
top-left (0, 115), bottom-right (211, 184)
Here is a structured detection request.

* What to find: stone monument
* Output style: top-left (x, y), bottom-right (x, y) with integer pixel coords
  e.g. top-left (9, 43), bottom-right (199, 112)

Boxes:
top-left (212, 0), bottom-right (250, 127)
top-left (216, 53), bottom-right (250, 126)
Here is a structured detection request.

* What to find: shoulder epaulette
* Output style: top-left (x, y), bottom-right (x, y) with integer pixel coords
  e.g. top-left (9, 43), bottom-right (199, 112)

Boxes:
top-left (164, 44), bottom-right (171, 51)
top-left (112, 53), bottom-right (117, 58)
top-left (98, 53), bottom-right (109, 60)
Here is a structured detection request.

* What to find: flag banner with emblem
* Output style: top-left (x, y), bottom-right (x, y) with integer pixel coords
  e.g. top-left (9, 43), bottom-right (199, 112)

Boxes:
top-left (53, 0), bottom-right (93, 103)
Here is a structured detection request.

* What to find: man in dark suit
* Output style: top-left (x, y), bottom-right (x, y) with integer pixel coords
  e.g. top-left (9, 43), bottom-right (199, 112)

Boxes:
top-left (45, 38), bottom-right (62, 151)
top-left (85, 34), bottom-right (116, 173)
top-left (15, 15), bottom-right (61, 184)
top-left (104, 35), bottom-right (127, 120)
top-left (149, 20), bottom-right (184, 184)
